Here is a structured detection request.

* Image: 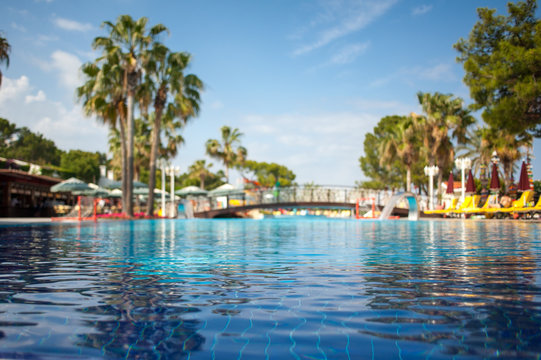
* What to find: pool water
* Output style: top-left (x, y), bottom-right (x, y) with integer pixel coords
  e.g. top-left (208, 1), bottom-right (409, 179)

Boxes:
top-left (0, 219), bottom-right (540, 359)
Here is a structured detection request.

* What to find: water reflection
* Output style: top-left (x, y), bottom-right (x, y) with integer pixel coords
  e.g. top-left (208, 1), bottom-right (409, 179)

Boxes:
top-left (0, 222), bottom-right (205, 359)
top-left (0, 219), bottom-right (541, 359)
top-left (359, 220), bottom-right (541, 358)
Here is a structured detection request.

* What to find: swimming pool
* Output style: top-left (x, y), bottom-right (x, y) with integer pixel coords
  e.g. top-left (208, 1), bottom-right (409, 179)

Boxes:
top-left (0, 219), bottom-right (540, 359)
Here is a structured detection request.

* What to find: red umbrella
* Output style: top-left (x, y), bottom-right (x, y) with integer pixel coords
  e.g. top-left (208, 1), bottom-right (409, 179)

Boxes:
top-left (518, 161), bottom-right (530, 191)
top-left (489, 163), bottom-right (500, 191)
top-left (465, 169), bottom-right (476, 193)
top-left (446, 172), bottom-right (454, 194)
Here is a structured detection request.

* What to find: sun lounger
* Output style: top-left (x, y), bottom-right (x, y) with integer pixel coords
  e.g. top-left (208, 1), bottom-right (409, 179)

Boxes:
top-left (514, 194), bottom-right (541, 213)
top-left (463, 194), bottom-right (498, 214)
top-left (424, 198), bottom-right (458, 215)
top-left (484, 190), bottom-right (534, 214)
top-left (450, 195), bottom-right (478, 214)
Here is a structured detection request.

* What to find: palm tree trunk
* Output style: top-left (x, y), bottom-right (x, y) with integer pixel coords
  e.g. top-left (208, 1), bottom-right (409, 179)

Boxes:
top-left (200, 174), bottom-right (205, 190)
top-left (225, 166), bottom-right (229, 183)
top-left (146, 107), bottom-right (163, 216)
top-left (406, 166), bottom-right (411, 192)
top-left (436, 172), bottom-right (443, 202)
top-left (125, 80), bottom-right (136, 217)
top-left (119, 119), bottom-right (128, 214)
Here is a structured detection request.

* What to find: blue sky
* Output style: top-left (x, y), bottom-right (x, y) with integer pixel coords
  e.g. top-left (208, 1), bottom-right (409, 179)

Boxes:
top-left (0, 0), bottom-right (540, 186)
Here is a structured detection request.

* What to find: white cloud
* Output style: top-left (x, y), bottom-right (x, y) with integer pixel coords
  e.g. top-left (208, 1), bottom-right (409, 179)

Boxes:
top-left (34, 34), bottom-right (59, 45)
top-left (210, 100), bottom-right (224, 109)
top-left (11, 22), bottom-right (27, 32)
top-left (50, 50), bottom-right (82, 89)
top-left (242, 111), bottom-right (379, 184)
top-left (35, 50), bottom-right (82, 90)
top-left (412, 5), bottom-right (432, 16)
top-left (0, 76), bottom-right (31, 106)
top-left (369, 63), bottom-right (456, 87)
top-left (25, 90), bottom-right (46, 103)
top-left (330, 42), bottom-right (370, 64)
top-left (0, 75), bottom-right (108, 153)
top-left (293, 0), bottom-right (397, 56)
top-left (417, 63), bottom-right (455, 81)
top-left (53, 17), bottom-right (93, 32)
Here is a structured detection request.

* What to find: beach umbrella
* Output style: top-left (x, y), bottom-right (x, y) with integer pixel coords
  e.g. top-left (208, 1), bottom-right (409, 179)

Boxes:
top-left (98, 178), bottom-right (148, 190)
top-left (489, 163), bottom-right (500, 191)
top-left (465, 169), bottom-right (476, 193)
top-left (176, 186), bottom-right (208, 197)
top-left (518, 161), bottom-right (530, 191)
top-left (208, 183), bottom-right (244, 197)
top-left (73, 187), bottom-right (110, 197)
top-left (150, 188), bottom-right (171, 200)
top-left (51, 177), bottom-right (92, 193)
top-left (108, 189), bottom-right (122, 198)
top-left (134, 187), bottom-right (150, 195)
top-left (446, 172), bottom-right (455, 194)
top-left (134, 181), bottom-right (148, 189)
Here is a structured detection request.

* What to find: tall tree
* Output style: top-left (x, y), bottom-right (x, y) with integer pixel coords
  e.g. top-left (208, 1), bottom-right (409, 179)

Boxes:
top-left (454, 0), bottom-right (541, 137)
top-left (187, 160), bottom-right (213, 190)
top-left (479, 127), bottom-right (531, 189)
top-left (241, 160), bottom-right (296, 188)
top-left (60, 150), bottom-right (102, 183)
top-left (417, 92), bottom-right (475, 194)
top-left (144, 44), bottom-right (203, 216)
top-left (379, 116), bottom-right (421, 192)
top-left (359, 116), bottom-right (409, 190)
top-left (77, 60), bottom-right (129, 212)
top-left (0, 34), bottom-right (10, 87)
top-left (206, 126), bottom-right (247, 183)
top-left (92, 15), bottom-right (167, 217)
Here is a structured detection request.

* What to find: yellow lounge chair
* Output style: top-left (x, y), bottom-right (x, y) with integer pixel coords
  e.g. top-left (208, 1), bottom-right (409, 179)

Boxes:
top-left (463, 194), bottom-right (498, 214)
top-left (450, 195), bottom-right (477, 215)
top-left (514, 194), bottom-right (541, 213)
top-left (424, 198), bottom-right (458, 215)
top-left (484, 190), bottom-right (534, 214)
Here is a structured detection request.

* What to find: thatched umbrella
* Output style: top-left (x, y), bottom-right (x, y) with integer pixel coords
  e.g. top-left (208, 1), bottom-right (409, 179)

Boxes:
top-left (208, 183), bottom-right (244, 197)
top-left (176, 186), bottom-right (208, 197)
top-left (51, 177), bottom-right (92, 193)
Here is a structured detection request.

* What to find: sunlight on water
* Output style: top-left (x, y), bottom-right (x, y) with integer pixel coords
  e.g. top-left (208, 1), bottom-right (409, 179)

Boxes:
top-left (0, 219), bottom-right (540, 359)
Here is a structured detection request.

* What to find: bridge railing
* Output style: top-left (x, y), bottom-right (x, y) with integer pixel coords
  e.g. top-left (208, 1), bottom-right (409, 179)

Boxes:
top-left (190, 186), bottom-right (396, 213)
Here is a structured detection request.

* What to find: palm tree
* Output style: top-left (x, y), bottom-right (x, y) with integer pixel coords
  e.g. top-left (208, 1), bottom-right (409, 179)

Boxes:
top-left (417, 92), bottom-right (475, 195)
top-left (188, 160), bottom-right (213, 190)
top-left (92, 15), bottom-right (167, 217)
top-left (458, 125), bottom-right (532, 190)
top-left (77, 59), bottom-right (130, 212)
top-left (379, 116), bottom-right (420, 192)
top-left (144, 44), bottom-right (203, 216)
top-left (0, 34), bottom-right (11, 87)
top-left (206, 126), bottom-right (247, 183)
top-left (483, 128), bottom-right (532, 189)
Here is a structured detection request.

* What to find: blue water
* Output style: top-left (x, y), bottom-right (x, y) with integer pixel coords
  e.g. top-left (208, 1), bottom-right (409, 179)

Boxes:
top-left (0, 219), bottom-right (540, 359)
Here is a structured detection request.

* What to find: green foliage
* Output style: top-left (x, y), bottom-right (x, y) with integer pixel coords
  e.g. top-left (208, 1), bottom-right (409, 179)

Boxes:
top-left (187, 159), bottom-right (213, 189)
top-left (0, 123), bottom-right (63, 166)
top-left (241, 160), bottom-right (296, 188)
top-left (454, 0), bottom-right (541, 137)
top-left (206, 126), bottom-right (247, 182)
top-left (176, 168), bottom-right (225, 190)
top-left (60, 150), bottom-right (103, 183)
top-left (0, 34), bottom-right (10, 87)
top-left (533, 180), bottom-right (541, 194)
top-left (359, 116), bottom-right (410, 190)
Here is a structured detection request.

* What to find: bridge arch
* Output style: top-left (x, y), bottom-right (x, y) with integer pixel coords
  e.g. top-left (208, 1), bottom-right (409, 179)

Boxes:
top-left (379, 192), bottom-right (419, 221)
